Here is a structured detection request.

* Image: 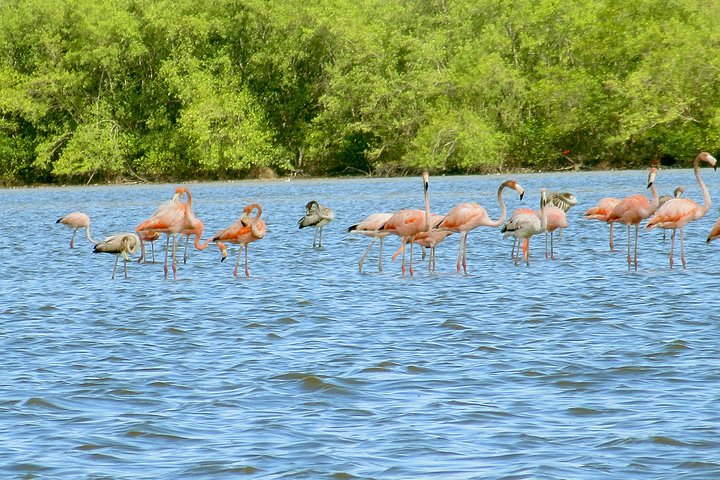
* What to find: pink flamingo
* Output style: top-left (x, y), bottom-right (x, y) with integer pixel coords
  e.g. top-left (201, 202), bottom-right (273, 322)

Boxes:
top-left (380, 171), bottom-right (430, 276)
top-left (584, 197), bottom-right (621, 251)
top-left (212, 203), bottom-right (266, 277)
top-left (646, 152), bottom-right (717, 268)
top-left (606, 167), bottom-right (659, 270)
top-left (135, 186), bottom-right (196, 279)
top-left (539, 203), bottom-right (569, 260)
top-left (501, 190), bottom-right (548, 266)
top-left (437, 179), bottom-right (525, 274)
top-left (347, 212), bottom-right (394, 272)
top-left (56, 212), bottom-right (98, 248)
top-left (390, 213), bottom-right (451, 272)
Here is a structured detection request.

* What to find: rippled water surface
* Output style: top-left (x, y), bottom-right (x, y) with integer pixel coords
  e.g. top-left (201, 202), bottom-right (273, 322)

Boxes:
top-left (2, 169), bottom-right (720, 479)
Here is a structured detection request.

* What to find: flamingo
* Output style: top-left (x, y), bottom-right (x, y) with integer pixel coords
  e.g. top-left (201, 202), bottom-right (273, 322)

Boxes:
top-left (212, 203), bottom-right (266, 277)
top-left (135, 186), bottom-right (196, 279)
top-left (137, 230), bottom-right (161, 263)
top-left (647, 152), bottom-right (717, 268)
top-left (658, 186), bottom-right (684, 241)
top-left (584, 197), bottom-right (621, 251)
top-left (93, 233), bottom-right (140, 279)
top-left (347, 212), bottom-right (394, 272)
top-left (299, 200), bottom-right (334, 247)
top-left (437, 179), bottom-right (525, 274)
top-left (388, 213), bottom-right (449, 272)
top-left (539, 203), bottom-right (569, 260)
top-left (707, 216), bottom-right (720, 243)
top-left (380, 171), bottom-right (431, 276)
top-left (606, 167), bottom-right (659, 270)
top-left (501, 190), bottom-right (548, 266)
top-left (56, 212), bottom-right (98, 248)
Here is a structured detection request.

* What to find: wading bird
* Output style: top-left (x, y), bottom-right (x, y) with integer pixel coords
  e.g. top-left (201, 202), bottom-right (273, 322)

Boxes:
top-left (584, 197), bottom-right (621, 251)
top-left (380, 172), bottom-right (431, 276)
top-left (93, 233), bottom-right (140, 279)
top-left (347, 212), bottom-right (394, 272)
top-left (606, 167), bottom-right (659, 270)
top-left (299, 201), bottom-right (334, 248)
top-left (437, 179), bottom-right (525, 274)
top-left (501, 190), bottom-right (548, 266)
top-left (212, 203), bottom-right (266, 277)
top-left (56, 212), bottom-right (98, 248)
top-left (646, 152), bottom-right (717, 269)
top-left (135, 186), bottom-right (196, 279)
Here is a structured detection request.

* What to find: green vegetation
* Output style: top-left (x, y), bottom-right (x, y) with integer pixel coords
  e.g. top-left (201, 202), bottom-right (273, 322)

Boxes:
top-left (1, 0), bottom-right (719, 185)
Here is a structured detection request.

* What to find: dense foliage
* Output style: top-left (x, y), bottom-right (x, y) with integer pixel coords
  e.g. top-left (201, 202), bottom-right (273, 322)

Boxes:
top-left (1, 0), bottom-right (719, 185)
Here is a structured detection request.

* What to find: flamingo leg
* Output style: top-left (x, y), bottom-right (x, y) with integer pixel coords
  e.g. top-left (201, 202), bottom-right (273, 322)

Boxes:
top-left (163, 235), bottom-right (171, 279)
top-left (462, 234), bottom-right (468, 274)
top-left (111, 256), bottom-right (119, 279)
top-left (633, 223), bottom-right (639, 271)
top-left (183, 235), bottom-right (190, 264)
top-left (545, 230), bottom-right (549, 259)
top-left (124, 258), bottom-right (129, 279)
top-left (511, 238), bottom-right (517, 258)
top-left (522, 238), bottom-right (530, 265)
top-left (318, 226), bottom-right (324, 247)
top-left (400, 239), bottom-right (407, 276)
top-left (171, 234), bottom-right (178, 279)
top-left (551, 231), bottom-right (556, 260)
top-left (456, 234), bottom-right (464, 272)
top-left (378, 237), bottom-right (384, 272)
top-left (680, 228), bottom-right (686, 269)
top-left (150, 241), bottom-right (156, 263)
top-left (70, 228), bottom-right (78, 248)
top-left (358, 237), bottom-right (377, 273)
top-left (626, 224), bottom-right (632, 269)
top-left (138, 241), bottom-right (146, 263)
top-left (609, 222), bottom-right (615, 251)
top-left (234, 247), bottom-right (242, 277)
top-left (409, 240), bottom-right (415, 276)
top-left (244, 244), bottom-right (250, 277)
top-left (669, 229), bottom-right (676, 269)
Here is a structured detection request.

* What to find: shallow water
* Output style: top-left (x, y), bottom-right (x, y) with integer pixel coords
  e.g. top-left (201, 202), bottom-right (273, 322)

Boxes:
top-left (2, 169), bottom-right (720, 479)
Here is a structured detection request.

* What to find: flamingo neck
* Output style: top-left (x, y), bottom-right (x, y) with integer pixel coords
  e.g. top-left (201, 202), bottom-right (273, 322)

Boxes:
top-left (423, 178), bottom-right (430, 231)
top-left (695, 156), bottom-right (712, 216)
top-left (487, 184), bottom-right (508, 227)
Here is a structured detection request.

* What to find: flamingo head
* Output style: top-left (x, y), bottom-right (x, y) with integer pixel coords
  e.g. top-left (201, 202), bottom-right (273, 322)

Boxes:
top-left (699, 152), bottom-right (717, 170)
top-left (505, 180), bottom-right (525, 200)
top-left (540, 188), bottom-right (548, 208)
top-left (422, 171), bottom-right (429, 192)
top-left (647, 167), bottom-right (658, 188)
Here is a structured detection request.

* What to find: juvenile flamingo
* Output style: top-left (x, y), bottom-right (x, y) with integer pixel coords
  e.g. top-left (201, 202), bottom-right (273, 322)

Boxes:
top-left (501, 190), bottom-right (548, 266)
top-left (347, 212), bottom-right (393, 272)
top-left (56, 212), bottom-right (98, 248)
top-left (299, 201), bottom-right (334, 247)
top-left (647, 152), bottom-right (717, 268)
top-left (380, 171), bottom-right (431, 276)
top-left (584, 197), bottom-right (621, 251)
top-left (212, 203), bottom-right (266, 277)
top-left (93, 233), bottom-right (140, 279)
top-left (437, 179), bottom-right (525, 274)
top-left (606, 167), bottom-right (659, 270)
top-left (135, 186), bottom-right (196, 279)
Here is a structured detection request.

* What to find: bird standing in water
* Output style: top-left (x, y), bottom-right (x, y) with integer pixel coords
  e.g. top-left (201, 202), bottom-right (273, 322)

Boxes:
top-left (212, 203), bottom-right (267, 277)
top-left (299, 200), bottom-right (334, 247)
top-left (93, 233), bottom-right (140, 279)
top-left (57, 212), bottom-right (98, 248)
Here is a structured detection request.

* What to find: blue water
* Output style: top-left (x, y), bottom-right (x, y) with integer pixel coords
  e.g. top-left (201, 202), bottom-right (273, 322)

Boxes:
top-left (1, 169), bottom-right (720, 479)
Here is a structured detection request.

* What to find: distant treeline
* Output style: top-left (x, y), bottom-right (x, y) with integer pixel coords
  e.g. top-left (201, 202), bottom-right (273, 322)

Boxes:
top-left (1, 0), bottom-right (719, 185)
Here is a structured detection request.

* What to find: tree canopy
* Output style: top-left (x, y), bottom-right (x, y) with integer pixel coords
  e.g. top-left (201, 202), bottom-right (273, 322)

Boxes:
top-left (1, 0), bottom-right (719, 185)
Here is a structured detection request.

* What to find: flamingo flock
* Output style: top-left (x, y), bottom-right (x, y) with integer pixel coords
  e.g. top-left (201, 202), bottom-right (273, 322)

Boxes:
top-left (56, 152), bottom-right (720, 279)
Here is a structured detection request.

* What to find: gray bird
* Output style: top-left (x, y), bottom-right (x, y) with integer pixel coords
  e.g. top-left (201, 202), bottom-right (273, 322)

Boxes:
top-left (299, 200), bottom-right (334, 247)
top-left (93, 233), bottom-right (140, 279)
